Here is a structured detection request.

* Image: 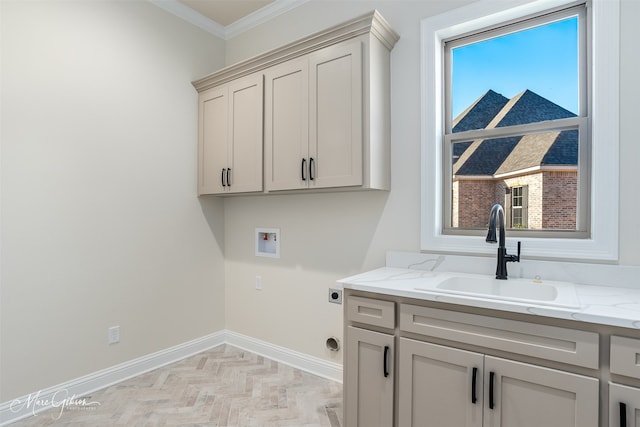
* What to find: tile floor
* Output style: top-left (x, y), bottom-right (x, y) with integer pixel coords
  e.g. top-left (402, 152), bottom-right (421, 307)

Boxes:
top-left (9, 345), bottom-right (343, 427)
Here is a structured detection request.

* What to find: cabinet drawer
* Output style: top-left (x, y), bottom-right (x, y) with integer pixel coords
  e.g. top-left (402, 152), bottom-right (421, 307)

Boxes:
top-left (611, 336), bottom-right (640, 379)
top-left (400, 304), bottom-right (599, 369)
top-left (347, 296), bottom-right (395, 329)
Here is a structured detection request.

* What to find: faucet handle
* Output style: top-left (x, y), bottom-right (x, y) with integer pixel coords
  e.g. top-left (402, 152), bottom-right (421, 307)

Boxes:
top-left (506, 241), bottom-right (521, 263)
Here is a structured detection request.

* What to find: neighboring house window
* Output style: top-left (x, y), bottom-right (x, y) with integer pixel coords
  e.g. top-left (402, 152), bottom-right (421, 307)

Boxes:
top-left (421, 0), bottom-right (619, 261)
top-left (509, 186), bottom-right (528, 229)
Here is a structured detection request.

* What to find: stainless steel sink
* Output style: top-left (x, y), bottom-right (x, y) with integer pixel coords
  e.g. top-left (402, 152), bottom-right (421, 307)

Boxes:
top-left (414, 274), bottom-right (580, 308)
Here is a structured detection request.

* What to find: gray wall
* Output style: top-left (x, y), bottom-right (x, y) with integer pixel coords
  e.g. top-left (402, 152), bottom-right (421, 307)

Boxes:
top-left (0, 0), bottom-right (226, 400)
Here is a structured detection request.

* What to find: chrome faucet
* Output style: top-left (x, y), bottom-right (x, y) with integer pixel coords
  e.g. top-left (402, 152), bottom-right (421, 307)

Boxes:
top-left (486, 204), bottom-right (521, 280)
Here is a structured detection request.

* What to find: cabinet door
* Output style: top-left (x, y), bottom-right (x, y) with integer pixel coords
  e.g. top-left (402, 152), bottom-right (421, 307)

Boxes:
top-left (264, 58), bottom-right (309, 191)
top-left (398, 338), bottom-right (483, 427)
top-left (345, 326), bottom-right (394, 427)
top-left (309, 40), bottom-right (363, 189)
top-left (198, 85), bottom-right (228, 195)
top-left (484, 356), bottom-right (598, 427)
top-left (610, 382), bottom-right (640, 427)
top-left (227, 74), bottom-right (263, 193)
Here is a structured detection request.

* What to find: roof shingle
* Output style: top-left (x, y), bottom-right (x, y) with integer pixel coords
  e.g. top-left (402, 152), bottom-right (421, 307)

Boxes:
top-left (452, 90), bottom-right (578, 176)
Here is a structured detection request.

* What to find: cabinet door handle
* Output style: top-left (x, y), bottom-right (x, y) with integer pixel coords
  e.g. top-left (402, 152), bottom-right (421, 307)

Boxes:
top-left (620, 402), bottom-right (627, 427)
top-left (383, 345), bottom-right (390, 378)
top-left (309, 157), bottom-right (315, 181)
top-left (489, 371), bottom-right (495, 409)
top-left (471, 367), bottom-right (478, 404)
top-left (301, 158), bottom-right (307, 181)
top-left (221, 168), bottom-right (226, 187)
top-left (227, 168), bottom-right (231, 187)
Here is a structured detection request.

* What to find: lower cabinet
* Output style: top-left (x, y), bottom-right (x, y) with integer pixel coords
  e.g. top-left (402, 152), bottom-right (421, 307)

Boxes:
top-left (398, 338), bottom-right (599, 427)
top-left (345, 326), bottom-right (394, 427)
top-left (610, 383), bottom-right (640, 427)
top-left (610, 336), bottom-right (640, 426)
top-left (398, 338), bottom-right (483, 427)
top-left (345, 294), bottom-right (606, 427)
top-left (483, 355), bottom-right (598, 427)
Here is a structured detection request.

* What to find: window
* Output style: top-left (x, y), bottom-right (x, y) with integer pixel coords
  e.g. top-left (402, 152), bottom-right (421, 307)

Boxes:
top-left (443, 6), bottom-right (588, 237)
top-left (421, 0), bottom-right (619, 260)
top-left (509, 186), bottom-right (528, 229)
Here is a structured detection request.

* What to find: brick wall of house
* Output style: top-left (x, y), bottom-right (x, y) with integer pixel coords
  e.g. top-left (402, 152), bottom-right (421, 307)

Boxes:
top-left (452, 180), bottom-right (459, 227)
top-left (453, 171), bottom-right (577, 230)
top-left (454, 180), bottom-right (498, 228)
top-left (542, 171), bottom-right (577, 229)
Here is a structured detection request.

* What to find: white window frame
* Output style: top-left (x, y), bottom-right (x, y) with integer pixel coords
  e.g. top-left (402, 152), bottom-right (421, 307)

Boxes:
top-left (420, 0), bottom-right (619, 261)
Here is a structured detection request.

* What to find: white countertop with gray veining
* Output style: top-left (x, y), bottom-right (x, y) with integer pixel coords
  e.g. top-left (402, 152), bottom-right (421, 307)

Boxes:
top-left (338, 265), bottom-right (640, 330)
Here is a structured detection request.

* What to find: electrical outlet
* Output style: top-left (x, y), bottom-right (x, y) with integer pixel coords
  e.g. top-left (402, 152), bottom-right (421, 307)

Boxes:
top-left (328, 288), bottom-right (342, 304)
top-left (108, 326), bottom-right (120, 345)
top-left (255, 276), bottom-right (262, 290)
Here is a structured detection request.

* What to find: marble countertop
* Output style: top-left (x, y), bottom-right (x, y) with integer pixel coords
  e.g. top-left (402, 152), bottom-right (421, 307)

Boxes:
top-left (337, 267), bottom-right (640, 330)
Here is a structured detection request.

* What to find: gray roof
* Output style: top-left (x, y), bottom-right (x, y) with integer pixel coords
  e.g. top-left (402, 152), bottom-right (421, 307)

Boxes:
top-left (453, 90), bottom-right (509, 133)
top-left (452, 90), bottom-right (578, 176)
top-left (495, 90), bottom-right (576, 128)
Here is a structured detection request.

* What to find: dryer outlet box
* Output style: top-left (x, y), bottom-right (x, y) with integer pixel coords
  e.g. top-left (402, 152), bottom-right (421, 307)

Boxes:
top-left (328, 288), bottom-right (342, 304)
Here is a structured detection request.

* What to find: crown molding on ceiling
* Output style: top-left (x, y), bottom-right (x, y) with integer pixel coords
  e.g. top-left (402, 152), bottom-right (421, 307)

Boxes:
top-left (225, 0), bottom-right (310, 39)
top-left (150, 0), bottom-right (226, 38)
top-left (149, 0), bottom-right (310, 40)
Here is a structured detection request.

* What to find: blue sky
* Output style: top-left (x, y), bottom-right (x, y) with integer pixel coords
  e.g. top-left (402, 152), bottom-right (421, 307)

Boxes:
top-left (451, 16), bottom-right (579, 119)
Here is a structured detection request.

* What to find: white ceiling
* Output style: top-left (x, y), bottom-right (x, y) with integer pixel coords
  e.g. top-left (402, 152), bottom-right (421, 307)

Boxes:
top-left (151, 0), bottom-right (308, 40)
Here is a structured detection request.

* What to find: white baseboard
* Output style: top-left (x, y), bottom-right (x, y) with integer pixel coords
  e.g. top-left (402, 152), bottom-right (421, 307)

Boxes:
top-left (223, 330), bottom-right (343, 384)
top-left (0, 330), bottom-right (343, 426)
top-left (0, 331), bottom-right (226, 426)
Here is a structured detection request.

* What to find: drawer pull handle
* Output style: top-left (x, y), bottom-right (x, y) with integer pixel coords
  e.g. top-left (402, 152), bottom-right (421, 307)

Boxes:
top-left (471, 367), bottom-right (478, 404)
top-left (620, 402), bottom-right (627, 427)
top-left (221, 168), bottom-right (226, 187)
top-left (383, 345), bottom-right (390, 378)
top-left (301, 158), bottom-right (307, 181)
top-left (357, 306), bottom-right (382, 317)
top-left (489, 371), bottom-right (495, 409)
top-left (309, 157), bottom-right (315, 181)
top-left (227, 168), bottom-right (231, 187)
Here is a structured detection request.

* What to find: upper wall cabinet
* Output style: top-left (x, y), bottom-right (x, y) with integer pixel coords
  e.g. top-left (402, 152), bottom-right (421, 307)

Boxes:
top-left (263, 57), bottom-right (309, 191)
top-left (265, 40), bottom-right (363, 191)
top-left (193, 10), bottom-right (399, 195)
top-left (197, 73), bottom-right (264, 195)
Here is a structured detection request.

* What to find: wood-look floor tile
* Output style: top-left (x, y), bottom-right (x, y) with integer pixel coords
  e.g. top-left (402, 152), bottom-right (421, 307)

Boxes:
top-left (9, 345), bottom-right (342, 427)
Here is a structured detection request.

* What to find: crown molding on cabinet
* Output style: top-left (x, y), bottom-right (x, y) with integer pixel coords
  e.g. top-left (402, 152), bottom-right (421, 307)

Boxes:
top-left (149, 0), bottom-right (310, 40)
top-left (191, 10), bottom-right (400, 92)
